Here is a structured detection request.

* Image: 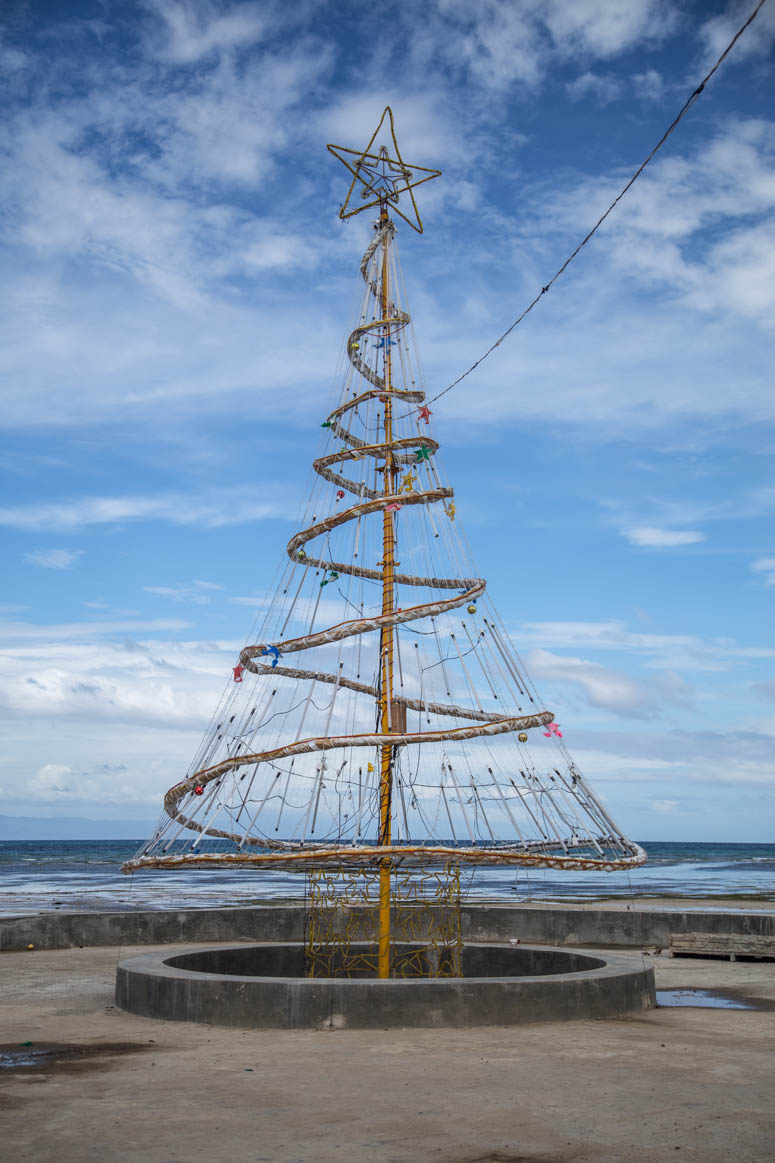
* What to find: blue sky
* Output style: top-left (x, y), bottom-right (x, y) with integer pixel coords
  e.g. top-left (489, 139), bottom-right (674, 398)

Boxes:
top-left (1, 0), bottom-right (774, 841)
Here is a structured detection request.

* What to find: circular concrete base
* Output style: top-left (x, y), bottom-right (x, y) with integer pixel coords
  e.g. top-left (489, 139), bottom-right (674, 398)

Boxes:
top-left (116, 943), bottom-right (655, 1029)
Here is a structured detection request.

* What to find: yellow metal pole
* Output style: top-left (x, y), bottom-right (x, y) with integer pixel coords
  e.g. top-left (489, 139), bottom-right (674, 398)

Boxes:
top-left (377, 202), bottom-right (396, 978)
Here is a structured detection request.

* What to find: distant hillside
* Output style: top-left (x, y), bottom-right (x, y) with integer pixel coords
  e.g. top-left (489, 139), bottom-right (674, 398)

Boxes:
top-left (0, 815), bottom-right (155, 841)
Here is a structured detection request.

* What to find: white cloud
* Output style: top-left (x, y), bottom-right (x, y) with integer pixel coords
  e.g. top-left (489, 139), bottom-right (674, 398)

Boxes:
top-left (24, 548), bottom-right (84, 570)
top-left (566, 71), bottom-right (622, 105)
top-left (404, 117), bottom-right (775, 438)
top-left (0, 44), bottom-right (28, 73)
top-left (751, 556), bottom-right (775, 585)
top-left (22, 757), bottom-right (175, 809)
top-left (574, 724), bottom-right (775, 789)
top-left (699, 1), bottom-right (775, 67)
top-left (27, 764), bottom-right (79, 800)
top-left (651, 798), bottom-right (680, 813)
top-left (81, 602), bottom-right (141, 615)
top-left (532, 119), bottom-right (775, 325)
top-left (689, 218), bottom-right (775, 321)
top-left (0, 264), bottom-right (341, 428)
top-left (632, 68), bottom-right (664, 103)
top-left (4, 111), bottom-right (318, 302)
top-left (139, 50), bottom-right (333, 191)
top-left (567, 746), bottom-right (681, 779)
top-left (421, 1), bottom-right (546, 89)
top-left (229, 594), bottom-right (271, 607)
top-left (0, 629), bottom-right (253, 810)
top-left (318, 90), bottom-right (465, 170)
top-left (525, 647), bottom-right (691, 717)
top-left (145, 0), bottom-right (269, 63)
top-left (542, 0), bottom-right (677, 57)
top-left (0, 490), bottom-right (297, 531)
top-left (1, 8), bottom-right (771, 441)
top-left (418, 0), bottom-right (675, 92)
top-left (0, 12), bottom-right (339, 430)
top-left (0, 633), bottom-right (233, 727)
top-left (515, 619), bottom-right (775, 672)
top-left (144, 580), bottom-right (224, 604)
top-left (426, 259), bottom-right (775, 432)
top-left (624, 526), bottom-right (705, 547)
top-left (0, 619), bottom-right (191, 643)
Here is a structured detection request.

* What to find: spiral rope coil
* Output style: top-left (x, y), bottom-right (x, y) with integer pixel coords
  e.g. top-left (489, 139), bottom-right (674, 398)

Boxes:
top-left (126, 221), bottom-right (646, 874)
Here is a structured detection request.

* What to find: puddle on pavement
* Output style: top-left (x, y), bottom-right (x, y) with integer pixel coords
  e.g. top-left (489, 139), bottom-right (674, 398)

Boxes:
top-left (0, 1042), bottom-right (151, 1074)
top-left (656, 989), bottom-right (757, 1010)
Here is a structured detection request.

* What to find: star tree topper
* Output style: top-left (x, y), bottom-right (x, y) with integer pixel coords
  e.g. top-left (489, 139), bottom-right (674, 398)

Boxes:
top-left (327, 107), bottom-right (441, 234)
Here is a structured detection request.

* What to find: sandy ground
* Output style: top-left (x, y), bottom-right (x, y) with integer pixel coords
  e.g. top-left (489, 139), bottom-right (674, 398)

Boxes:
top-left (1, 942), bottom-right (774, 1163)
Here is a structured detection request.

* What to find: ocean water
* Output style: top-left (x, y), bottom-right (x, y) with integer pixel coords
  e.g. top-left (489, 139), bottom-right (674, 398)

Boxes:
top-left (1, 840), bottom-right (773, 916)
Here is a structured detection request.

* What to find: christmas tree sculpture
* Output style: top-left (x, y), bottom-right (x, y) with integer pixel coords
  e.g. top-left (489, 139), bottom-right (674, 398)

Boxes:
top-left (125, 108), bottom-right (645, 977)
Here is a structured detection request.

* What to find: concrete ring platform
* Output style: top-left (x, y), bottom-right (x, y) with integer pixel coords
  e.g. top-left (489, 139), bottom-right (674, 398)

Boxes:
top-left (116, 942), bottom-right (655, 1029)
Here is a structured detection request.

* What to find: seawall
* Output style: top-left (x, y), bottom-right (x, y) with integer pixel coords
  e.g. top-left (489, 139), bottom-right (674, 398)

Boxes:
top-left (2, 902), bottom-right (773, 952)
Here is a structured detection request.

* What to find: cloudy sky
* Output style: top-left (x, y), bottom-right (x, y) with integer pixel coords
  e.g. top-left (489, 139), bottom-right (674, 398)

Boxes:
top-left (2, 0), bottom-right (774, 841)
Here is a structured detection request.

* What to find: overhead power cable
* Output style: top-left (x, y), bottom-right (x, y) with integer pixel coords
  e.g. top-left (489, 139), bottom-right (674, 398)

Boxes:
top-left (430, 0), bottom-right (769, 406)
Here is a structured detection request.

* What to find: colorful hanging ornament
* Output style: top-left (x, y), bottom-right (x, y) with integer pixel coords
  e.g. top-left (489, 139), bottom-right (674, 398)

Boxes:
top-left (385, 502), bottom-right (401, 512)
top-left (417, 405), bottom-right (432, 424)
top-left (466, 603), bottom-right (477, 615)
top-left (375, 335), bottom-right (396, 349)
top-left (194, 785), bottom-right (204, 796)
top-left (400, 470), bottom-right (418, 493)
top-left (415, 444), bottom-right (431, 462)
top-left (445, 502), bottom-right (456, 521)
top-left (336, 489), bottom-right (345, 500)
top-left (367, 762), bottom-right (374, 773)
top-left (543, 722), bottom-right (563, 738)
top-left (297, 548), bottom-right (307, 559)
top-left (320, 570), bottom-right (340, 588)
top-left (321, 420), bottom-right (332, 428)
top-left (260, 645), bottom-right (281, 667)
top-left (518, 732), bottom-right (528, 743)
top-left (232, 664), bottom-right (245, 683)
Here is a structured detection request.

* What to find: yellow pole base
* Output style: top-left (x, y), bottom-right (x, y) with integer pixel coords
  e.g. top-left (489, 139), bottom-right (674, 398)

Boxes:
top-left (378, 861), bottom-right (391, 978)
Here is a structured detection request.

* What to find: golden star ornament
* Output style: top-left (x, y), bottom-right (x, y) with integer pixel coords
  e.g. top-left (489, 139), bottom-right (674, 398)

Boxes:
top-left (327, 106), bottom-right (441, 233)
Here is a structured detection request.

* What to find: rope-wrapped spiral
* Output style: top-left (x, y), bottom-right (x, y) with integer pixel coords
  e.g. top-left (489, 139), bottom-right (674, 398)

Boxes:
top-left (126, 221), bottom-right (646, 874)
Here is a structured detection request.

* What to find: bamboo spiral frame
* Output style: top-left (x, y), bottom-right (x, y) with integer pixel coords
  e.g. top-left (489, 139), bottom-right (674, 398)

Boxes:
top-left (127, 223), bottom-right (646, 875)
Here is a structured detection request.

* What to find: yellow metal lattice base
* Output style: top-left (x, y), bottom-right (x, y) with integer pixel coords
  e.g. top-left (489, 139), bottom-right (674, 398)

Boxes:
top-left (305, 863), bottom-right (462, 978)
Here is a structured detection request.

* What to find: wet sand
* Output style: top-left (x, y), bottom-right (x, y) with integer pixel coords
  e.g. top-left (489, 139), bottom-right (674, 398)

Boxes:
top-left (6, 892), bottom-right (774, 919)
top-left (473, 895), bottom-right (775, 911)
top-left (567, 896), bottom-right (775, 913)
top-left (1, 941), bottom-right (774, 1162)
